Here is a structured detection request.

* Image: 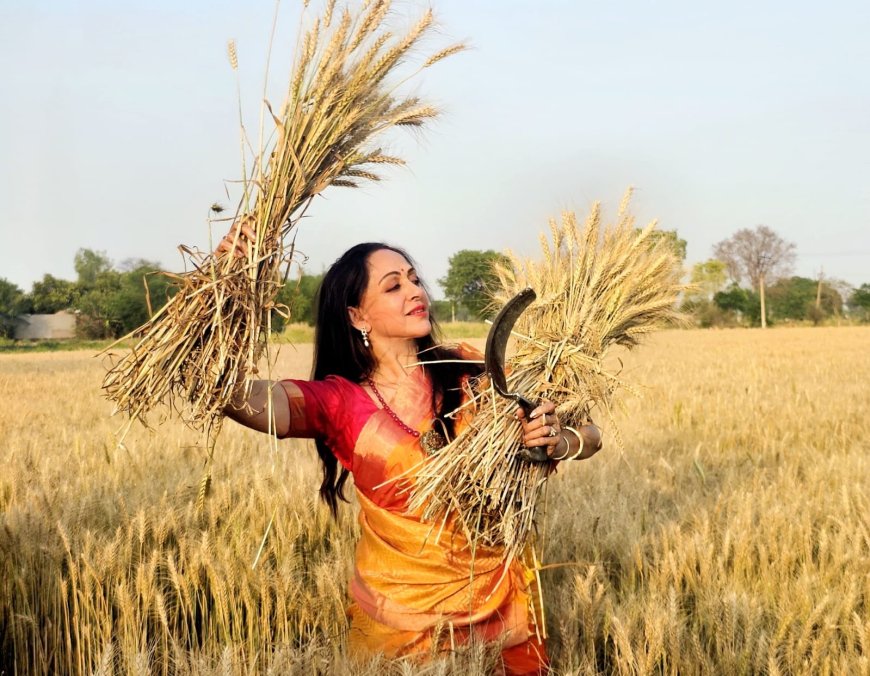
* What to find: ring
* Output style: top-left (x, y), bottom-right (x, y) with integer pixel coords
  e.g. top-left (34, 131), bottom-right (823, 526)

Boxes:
top-left (547, 426), bottom-right (557, 437)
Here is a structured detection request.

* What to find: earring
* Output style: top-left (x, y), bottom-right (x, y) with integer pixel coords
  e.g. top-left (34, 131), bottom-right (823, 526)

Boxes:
top-left (360, 328), bottom-right (370, 348)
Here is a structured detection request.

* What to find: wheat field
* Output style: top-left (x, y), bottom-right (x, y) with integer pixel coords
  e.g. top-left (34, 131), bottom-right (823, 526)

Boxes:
top-left (1, 327), bottom-right (868, 675)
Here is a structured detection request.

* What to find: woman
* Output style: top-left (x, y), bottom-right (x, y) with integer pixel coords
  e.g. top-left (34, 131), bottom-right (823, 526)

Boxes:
top-left (219, 235), bottom-right (602, 675)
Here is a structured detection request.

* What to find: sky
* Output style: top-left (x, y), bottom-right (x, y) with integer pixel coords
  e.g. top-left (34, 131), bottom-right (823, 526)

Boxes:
top-left (1, 0), bottom-right (869, 298)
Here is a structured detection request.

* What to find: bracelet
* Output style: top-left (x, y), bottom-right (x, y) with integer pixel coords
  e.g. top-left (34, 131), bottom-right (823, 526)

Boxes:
top-left (550, 433), bottom-right (572, 461)
top-left (561, 426), bottom-right (585, 461)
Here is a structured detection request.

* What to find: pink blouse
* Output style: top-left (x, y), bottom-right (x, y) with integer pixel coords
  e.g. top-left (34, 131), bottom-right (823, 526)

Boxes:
top-left (278, 367), bottom-right (438, 512)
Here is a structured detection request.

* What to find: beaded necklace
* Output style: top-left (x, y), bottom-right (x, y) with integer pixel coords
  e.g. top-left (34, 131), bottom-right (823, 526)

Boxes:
top-left (367, 378), bottom-right (446, 454)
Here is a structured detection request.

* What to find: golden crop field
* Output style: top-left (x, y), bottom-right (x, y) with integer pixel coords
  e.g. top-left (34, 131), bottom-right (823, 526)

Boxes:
top-left (1, 327), bottom-right (868, 675)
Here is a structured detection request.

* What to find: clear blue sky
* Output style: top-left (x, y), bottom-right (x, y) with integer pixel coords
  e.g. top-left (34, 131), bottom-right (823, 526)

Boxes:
top-left (2, 0), bottom-right (868, 296)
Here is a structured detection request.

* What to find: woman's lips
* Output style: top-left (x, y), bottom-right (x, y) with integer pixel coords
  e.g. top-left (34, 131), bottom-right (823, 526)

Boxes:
top-left (408, 305), bottom-right (427, 316)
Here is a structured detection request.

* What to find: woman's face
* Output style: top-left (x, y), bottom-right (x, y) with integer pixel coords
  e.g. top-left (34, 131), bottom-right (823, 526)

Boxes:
top-left (349, 248), bottom-right (431, 345)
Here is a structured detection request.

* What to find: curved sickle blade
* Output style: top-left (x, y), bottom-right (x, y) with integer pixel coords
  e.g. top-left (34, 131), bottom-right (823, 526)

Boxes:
top-left (484, 288), bottom-right (548, 462)
top-left (484, 287), bottom-right (538, 417)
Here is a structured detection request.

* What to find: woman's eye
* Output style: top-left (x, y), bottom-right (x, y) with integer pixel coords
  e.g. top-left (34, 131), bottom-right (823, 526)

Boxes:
top-left (387, 285), bottom-right (400, 292)
top-left (411, 278), bottom-right (421, 286)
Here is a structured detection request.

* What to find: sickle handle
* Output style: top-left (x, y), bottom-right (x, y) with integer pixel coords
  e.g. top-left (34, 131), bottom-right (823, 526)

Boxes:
top-left (513, 394), bottom-right (550, 463)
top-left (517, 446), bottom-right (550, 463)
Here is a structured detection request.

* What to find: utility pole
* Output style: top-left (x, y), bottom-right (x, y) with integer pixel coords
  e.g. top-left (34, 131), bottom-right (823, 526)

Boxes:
top-left (758, 252), bottom-right (771, 328)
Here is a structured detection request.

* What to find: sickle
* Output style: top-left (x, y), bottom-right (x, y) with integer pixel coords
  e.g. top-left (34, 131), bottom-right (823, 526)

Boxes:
top-left (484, 287), bottom-right (550, 463)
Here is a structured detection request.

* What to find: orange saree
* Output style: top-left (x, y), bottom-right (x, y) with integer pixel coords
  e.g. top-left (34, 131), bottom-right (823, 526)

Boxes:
top-left (280, 346), bottom-right (548, 674)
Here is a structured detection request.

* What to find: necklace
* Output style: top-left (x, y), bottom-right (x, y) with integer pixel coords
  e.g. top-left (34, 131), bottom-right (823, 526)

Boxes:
top-left (367, 378), bottom-right (446, 454)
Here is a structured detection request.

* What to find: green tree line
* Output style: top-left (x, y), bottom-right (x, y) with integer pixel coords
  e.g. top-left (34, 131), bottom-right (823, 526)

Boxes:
top-left (0, 250), bottom-right (181, 339)
top-left (0, 247), bottom-right (509, 340)
top-left (0, 250), bottom-right (333, 340)
top-left (682, 271), bottom-right (866, 328)
top-left (685, 226), bottom-right (870, 327)
top-left (2, 230), bottom-right (869, 340)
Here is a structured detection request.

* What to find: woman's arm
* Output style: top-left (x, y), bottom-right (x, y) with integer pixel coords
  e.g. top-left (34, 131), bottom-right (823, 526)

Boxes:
top-left (215, 221), bottom-right (313, 439)
top-left (224, 379), bottom-right (294, 437)
top-left (556, 423), bottom-right (602, 460)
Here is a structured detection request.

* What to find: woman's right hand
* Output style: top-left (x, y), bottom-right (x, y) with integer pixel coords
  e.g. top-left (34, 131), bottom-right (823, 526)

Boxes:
top-left (215, 219), bottom-right (256, 257)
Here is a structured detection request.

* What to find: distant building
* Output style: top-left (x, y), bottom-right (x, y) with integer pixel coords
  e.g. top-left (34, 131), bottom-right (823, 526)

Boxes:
top-left (13, 311), bottom-right (77, 340)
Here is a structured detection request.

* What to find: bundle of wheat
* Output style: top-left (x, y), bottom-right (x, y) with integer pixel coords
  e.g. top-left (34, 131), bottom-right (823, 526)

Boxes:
top-left (409, 191), bottom-right (687, 562)
top-left (101, 1), bottom-right (463, 439)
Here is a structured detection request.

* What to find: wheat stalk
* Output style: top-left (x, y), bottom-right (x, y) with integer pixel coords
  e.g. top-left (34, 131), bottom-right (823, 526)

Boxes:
top-left (100, 2), bottom-right (465, 438)
top-left (409, 191), bottom-right (687, 561)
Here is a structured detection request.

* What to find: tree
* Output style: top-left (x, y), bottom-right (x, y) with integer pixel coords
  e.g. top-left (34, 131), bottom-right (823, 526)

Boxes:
top-left (714, 284), bottom-right (761, 326)
top-left (766, 276), bottom-right (842, 325)
top-left (74, 249), bottom-right (113, 285)
top-left (688, 259), bottom-right (727, 300)
top-left (28, 274), bottom-right (78, 314)
top-left (74, 251), bottom-right (176, 338)
top-left (0, 278), bottom-right (25, 338)
top-left (713, 225), bottom-right (796, 328)
top-left (72, 249), bottom-right (118, 337)
top-left (438, 250), bottom-right (509, 320)
top-left (107, 263), bottom-right (176, 335)
top-left (848, 283), bottom-right (870, 322)
top-left (430, 299), bottom-right (473, 323)
top-left (75, 270), bottom-right (123, 338)
top-left (680, 259), bottom-right (729, 327)
top-left (647, 229), bottom-right (687, 262)
top-left (118, 257), bottom-right (161, 273)
top-left (273, 272), bottom-right (324, 330)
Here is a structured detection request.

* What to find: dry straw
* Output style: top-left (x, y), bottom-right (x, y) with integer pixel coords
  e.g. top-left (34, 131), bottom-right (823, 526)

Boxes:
top-left (101, 1), bottom-right (464, 439)
top-left (409, 190), bottom-right (688, 562)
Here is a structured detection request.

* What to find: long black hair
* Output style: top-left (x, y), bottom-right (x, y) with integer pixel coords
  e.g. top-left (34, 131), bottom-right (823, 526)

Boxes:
top-left (311, 242), bottom-right (482, 515)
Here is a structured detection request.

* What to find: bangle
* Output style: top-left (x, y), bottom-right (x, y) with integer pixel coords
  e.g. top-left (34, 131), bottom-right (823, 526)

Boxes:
top-left (550, 433), bottom-right (571, 461)
top-left (561, 426), bottom-right (585, 460)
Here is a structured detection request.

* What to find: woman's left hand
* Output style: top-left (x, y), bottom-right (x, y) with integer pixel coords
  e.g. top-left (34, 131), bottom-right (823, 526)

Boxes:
top-left (215, 218), bottom-right (256, 258)
top-left (515, 400), bottom-right (564, 459)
